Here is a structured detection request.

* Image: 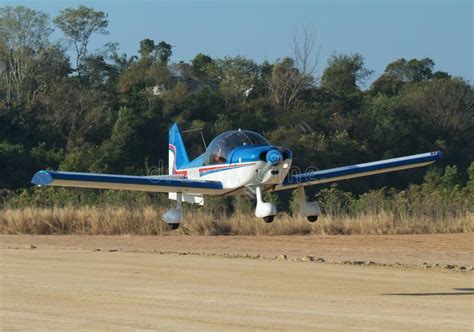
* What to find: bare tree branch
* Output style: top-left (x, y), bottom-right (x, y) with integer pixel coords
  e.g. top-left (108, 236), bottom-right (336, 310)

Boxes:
top-left (269, 26), bottom-right (319, 111)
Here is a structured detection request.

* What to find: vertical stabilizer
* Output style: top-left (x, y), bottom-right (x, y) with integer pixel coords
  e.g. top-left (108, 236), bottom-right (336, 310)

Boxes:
top-left (168, 123), bottom-right (190, 175)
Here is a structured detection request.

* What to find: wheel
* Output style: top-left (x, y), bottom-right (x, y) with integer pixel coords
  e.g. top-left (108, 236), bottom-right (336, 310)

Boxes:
top-left (307, 215), bottom-right (318, 222)
top-left (263, 216), bottom-right (274, 223)
top-left (167, 223), bottom-right (180, 230)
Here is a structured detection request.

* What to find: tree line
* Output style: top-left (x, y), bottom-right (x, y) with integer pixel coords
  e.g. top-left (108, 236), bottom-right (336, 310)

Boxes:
top-left (1, 5), bottom-right (473, 215)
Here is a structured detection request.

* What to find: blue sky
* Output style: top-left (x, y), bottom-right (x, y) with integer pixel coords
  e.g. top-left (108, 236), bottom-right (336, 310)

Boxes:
top-left (4, 0), bottom-right (473, 85)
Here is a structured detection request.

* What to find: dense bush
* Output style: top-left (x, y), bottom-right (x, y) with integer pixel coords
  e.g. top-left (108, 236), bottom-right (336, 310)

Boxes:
top-left (1, 5), bottom-right (473, 222)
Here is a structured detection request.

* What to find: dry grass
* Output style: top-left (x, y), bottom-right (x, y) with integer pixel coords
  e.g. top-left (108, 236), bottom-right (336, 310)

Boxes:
top-left (1, 206), bottom-right (472, 236)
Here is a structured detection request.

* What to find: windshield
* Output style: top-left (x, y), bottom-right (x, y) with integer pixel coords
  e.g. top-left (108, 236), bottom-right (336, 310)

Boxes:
top-left (203, 130), bottom-right (270, 165)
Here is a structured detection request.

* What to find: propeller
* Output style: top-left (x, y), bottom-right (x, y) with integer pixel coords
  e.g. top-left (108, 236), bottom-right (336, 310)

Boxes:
top-left (266, 148), bottom-right (283, 165)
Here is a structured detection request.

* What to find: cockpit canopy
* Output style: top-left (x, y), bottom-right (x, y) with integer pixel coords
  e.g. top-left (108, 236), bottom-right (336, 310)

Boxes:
top-left (203, 130), bottom-right (270, 165)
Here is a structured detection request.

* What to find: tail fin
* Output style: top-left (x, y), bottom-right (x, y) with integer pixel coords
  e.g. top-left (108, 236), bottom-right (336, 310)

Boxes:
top-left (168, 123), bottom-right (190, 175)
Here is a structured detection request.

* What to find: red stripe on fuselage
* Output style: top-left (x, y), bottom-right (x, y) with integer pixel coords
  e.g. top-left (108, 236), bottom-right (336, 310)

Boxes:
top-left (198, 162), bottom-right (256, 173)
top-left (174, 170), bottom-right (188, 176)
top-left (168, 144), bottom-right (187, 176)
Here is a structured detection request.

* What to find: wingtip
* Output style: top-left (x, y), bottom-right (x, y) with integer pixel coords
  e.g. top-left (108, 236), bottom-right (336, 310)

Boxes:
top-left (31, 170), bottom-right (53, 185)
top-left (432, 150), bottom-right (443, 159)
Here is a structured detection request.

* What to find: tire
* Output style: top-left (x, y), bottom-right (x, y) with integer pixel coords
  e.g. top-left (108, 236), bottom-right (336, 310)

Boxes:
top-left (263, 216), bottom-right (275, 223)
top-left (167, 223), bottom-right (180, 230)
top-left (307, 215), bottom-right (318, 222)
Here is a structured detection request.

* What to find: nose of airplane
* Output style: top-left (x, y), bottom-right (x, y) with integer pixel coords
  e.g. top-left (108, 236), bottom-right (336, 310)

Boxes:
top-left (228, 146), bottom-right (293, 165)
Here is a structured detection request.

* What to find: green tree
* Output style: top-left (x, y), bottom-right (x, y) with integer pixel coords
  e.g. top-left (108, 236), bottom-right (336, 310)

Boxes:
top-left (321, 53), bottom-right (372, 94)
top-left (401, 78), bottom-right (474, 170)
top-left (156, 41), bottom-right (172, 64)
top-left (138, 39), bottom-right (172, 64)
top-left (217, 56), bottom-right (259, 108)
top-left (0, 142), bottom-right (29, 188)
top-left (40, 79), bottom-right (112, 149)
top-left (139, 38), bottom-right (156, 59)
top-left (0, 5), bottom-right (52, 104)
top-left (371, 58), bottom-right (449, 96)
top-left (53, 6), bottom-right (109, 74)
top-left (385, 58), bottom-right (434, 82)
top-left (34, 44), bottom-right (71, 92)
top-left (191, 53), bottom-right (214, 78)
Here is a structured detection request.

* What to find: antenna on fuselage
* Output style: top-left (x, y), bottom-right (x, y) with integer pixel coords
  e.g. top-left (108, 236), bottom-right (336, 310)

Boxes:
top-left (181, 128), bottom-right (207, 149)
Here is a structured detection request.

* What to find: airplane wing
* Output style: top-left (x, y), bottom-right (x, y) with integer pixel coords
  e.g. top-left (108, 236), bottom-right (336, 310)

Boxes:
top-left (31, 170), bottom-right (224, 195)
top-left (274, 151), bottom-right (442, 191)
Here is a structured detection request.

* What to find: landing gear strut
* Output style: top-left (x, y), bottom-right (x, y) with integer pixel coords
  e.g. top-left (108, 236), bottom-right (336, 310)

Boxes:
top-left (162, 192), bottom-right (183, 230)
top-left (255, 186), bottom-right (276, 223)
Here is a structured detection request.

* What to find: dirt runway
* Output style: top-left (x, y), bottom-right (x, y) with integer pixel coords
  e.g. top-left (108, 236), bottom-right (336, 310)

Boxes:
top-left (1, 234), bottom-right (473, 330)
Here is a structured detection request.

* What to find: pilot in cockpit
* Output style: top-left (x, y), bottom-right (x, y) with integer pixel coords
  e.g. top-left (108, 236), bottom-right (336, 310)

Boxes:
top-left (212, 146), bottom-right (226, 164)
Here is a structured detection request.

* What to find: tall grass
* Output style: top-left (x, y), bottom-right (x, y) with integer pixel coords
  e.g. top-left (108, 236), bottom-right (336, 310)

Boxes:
top-left (1, 164), bottom-right (472, 235)
top-left (1, 206), bottom-right (472, 236)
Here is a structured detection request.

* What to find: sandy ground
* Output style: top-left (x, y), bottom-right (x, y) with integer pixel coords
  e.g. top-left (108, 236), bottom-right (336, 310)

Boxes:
top-left (1, 234), bottom-right (473, 330)
top-left (2, 233), bottom-right (473, 266)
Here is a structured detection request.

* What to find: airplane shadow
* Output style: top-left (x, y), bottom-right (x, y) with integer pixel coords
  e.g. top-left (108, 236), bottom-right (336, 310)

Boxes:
top-left (383, 288), bottom-right (474, 296)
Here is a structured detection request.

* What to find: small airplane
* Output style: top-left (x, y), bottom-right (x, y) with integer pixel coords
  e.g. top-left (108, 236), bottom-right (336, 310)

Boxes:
top-left (32, 123), bottom-right (442, 229)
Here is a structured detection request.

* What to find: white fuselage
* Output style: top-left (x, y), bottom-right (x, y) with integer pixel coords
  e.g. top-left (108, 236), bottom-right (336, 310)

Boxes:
top-left (175, 159), bottom-right (292, 195)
